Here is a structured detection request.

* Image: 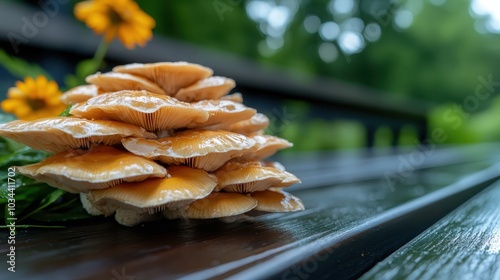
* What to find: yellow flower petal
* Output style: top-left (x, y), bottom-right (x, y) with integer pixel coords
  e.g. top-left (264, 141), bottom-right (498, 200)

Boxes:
top-left (74, 0), bottom-right (154, 48)
top-left (2, 75), bottom-right (64, 120)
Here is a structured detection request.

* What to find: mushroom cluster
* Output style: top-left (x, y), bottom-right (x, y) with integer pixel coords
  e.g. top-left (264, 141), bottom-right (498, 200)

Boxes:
top-left (0, 62), bottom-right (304, 226)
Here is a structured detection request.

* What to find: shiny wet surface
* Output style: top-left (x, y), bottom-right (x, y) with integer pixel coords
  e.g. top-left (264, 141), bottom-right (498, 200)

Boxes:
top-left (2, 144), bottom-right (500, 280)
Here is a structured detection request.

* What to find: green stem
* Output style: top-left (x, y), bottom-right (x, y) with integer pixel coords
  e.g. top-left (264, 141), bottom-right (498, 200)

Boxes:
top-left (0, 225), bottom-right (65, 229)
top-left (47, 197), bottom-right (78, 212)
top-left (93, 39), bottom-right (110, 68)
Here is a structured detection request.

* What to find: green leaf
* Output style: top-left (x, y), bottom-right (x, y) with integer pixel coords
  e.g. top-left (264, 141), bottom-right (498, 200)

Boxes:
top-left (59, 104), bottom-right (73, 117)
top-left (1, 180), bottom-right (56, 220)
top-left (18, 189), bottom-right (65, 222)
top-left (0, 147), bottom-right (49, 169)
top-left (77, 59), bottom-right (101, 78)
top-left (0, 49), bottom-right (52, 80)
top-left (31, 206), bottom-right (92, 222)
top-left (63, 74), bottom-right (81, 90)
top-left (0, 138), bottom-right (11, 157)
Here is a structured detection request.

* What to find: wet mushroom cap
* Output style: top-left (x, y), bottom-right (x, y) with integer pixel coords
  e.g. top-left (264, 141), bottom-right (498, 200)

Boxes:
top-left (227, 113), bottom-right (270, 135)
top-left (275, 171), bottom-right (301, 187)
top-left (251, 190), bottom-right (304, 212)
top-left (113, 62), bottom-right (213, 96)
top-left (69, 90), bottom-right (209, 131)
top-left (122, 130), bottom-right (259, 171)
top-left (175, 76), bottom-right (235, 102)
top-left (213, 161), bottom-right (293, 192)
top-left (60, 84), bottom-right (101, 105)
top-left (0, 117), bottom-right (156, 153)
top-left (263, 161), bottom-right (285, 171)
top-left (10, 60), bottom-right (304, 225)
top-left (239, 135), bottom-right (293, 161)
top-left (17, 146), bottom-right (167, 193)
top-left (220, 92), bottom-right (243, 103)
top-left (189, 99), bottom-right (256, 129)
top-left (86, 72), bottom-right (166, 95)
top-left (89, 166), bottom-right (217, 213)
top-left (185, 192), bottom-right (258, 219)
top-left (261, 161), bottom-right (300, 187)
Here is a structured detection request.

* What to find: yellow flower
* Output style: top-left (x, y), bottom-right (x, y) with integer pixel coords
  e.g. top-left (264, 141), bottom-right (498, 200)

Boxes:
top-left (1, 76), bottom-right (66, 120)
top-left (74, 0), bottom-right (155, 49)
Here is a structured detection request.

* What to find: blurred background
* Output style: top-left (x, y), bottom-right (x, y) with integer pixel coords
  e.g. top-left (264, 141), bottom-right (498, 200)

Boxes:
top-left (1, 0), bottom-right (500, 151)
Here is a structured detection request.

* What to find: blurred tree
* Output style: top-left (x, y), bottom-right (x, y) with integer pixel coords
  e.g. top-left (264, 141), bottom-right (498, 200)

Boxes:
top-left (135, 0), bottom-right (499, 106)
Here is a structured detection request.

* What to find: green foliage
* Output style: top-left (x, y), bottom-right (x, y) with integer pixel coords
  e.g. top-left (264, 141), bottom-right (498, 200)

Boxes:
top-left (0, 49), bottom-right (53, 80)
top-left (277, 118), bottom-right (366, 151)
top-left (373, 127), bottom-right (393, 148)
top-left (428, 104), bottom-right (480, 144)
top-left (133, 0), bottom-right (500, 148)
top-left (456, 96), bottom-right (500, 143)
top-left (398, 125), bottom-right (419, 146)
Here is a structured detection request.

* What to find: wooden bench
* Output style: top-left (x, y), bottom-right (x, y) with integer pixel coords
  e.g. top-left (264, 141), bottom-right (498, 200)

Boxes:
top-left (361, 168), bottom-right (500, 280)
top-left (2, 144), bottom-right (500, 279)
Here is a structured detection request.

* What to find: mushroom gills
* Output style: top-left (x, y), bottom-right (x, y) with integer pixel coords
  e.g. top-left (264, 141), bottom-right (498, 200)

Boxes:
top-left (16, 146), bottom-right (167, 193)
top-left (113, 62), bottom-right (213, 95)
top-left (70, 90), bottom-right (209, 131)
top-left (122, 130), bottom-right (259, 172)
top-left (0, 117), bottom-right (156, 153)
top-left (214, 161), bottom-right (299, 192)
top-left (89, 166), bottom-right (217, 214)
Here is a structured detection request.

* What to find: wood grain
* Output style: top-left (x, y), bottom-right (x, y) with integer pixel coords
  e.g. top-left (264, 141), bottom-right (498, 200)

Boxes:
top-left (1, 146), bottom-right (500, 279)
top-left (361, 181), bottom-right (500, 280)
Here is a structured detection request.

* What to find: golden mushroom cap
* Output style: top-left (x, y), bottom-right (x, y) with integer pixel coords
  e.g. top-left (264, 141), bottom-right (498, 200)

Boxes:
top-left (189, 99), bottom-right (256, 129)
top-left (69, 90), bottom-right (209, 131)
top-left (0, 117), bottom-right (156, 153)
top-left (17, 146), bottom-right (167, 193)
top-left (185, 192), bottom-right (257, 219)
top-left (89, 166), bottom-right (217, 214)
top-left (122, 130), bottom-right (259, 172)
top-left (86, 72), bottom-right (166, 95)
top-left (213, 161), bottom-right (298, 193)
top-left (275, 171), bottom-right (301, 187)
top-left (227, 113), bottom-right (270, 135)
top-left (113, 62), bottom-right (213, 96)
top-left (251, 190), bottom-right (304, 212)
top-left (261, 161), bottom-right (301, 187)
top-left (61, 84), bottom-right (101, 105)
top-left (175, 76), bottom-right (235, 102)
top-left (238, 135), bottom-right (293, 161)
top-left (263, 161), bottom-right (286, 171)
top-left (220, 92), bottom-right (243, 103)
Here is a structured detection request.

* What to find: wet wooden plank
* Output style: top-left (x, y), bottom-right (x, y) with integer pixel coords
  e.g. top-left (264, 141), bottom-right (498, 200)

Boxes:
top-left (360, 179), bottom-right (500, 280)
top-left (1, 147), bottom-right (499, 279)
